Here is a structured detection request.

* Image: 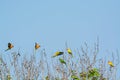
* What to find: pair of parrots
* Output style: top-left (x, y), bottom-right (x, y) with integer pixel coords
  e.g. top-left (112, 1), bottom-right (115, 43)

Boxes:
top-left (5, 42), bottom-right (40, 51)
top-left (52, 48), bottom-right (72, 57)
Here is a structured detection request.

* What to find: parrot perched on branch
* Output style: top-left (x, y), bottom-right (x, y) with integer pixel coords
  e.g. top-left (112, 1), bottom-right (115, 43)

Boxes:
top-left (67, 48), bottom-right (73, 56)
top-left (59, 58), bottom-right (66, 65)
top-left (52, 51), bottom-right (64, 57)
top-left (108, 61), bottom-right (114, 67)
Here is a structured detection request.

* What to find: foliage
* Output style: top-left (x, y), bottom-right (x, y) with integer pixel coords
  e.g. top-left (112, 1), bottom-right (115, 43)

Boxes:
top-left (0, 41), bottom-right (119, 80)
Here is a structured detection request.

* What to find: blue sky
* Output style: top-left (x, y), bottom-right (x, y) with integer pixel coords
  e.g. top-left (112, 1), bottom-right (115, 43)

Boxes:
top-left (0, 0), bottom-right (120, 58)
top-left (0, 0), bottom-right (120, 79)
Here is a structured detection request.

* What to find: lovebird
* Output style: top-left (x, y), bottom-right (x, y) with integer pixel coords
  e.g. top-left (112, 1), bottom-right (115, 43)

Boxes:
top-left (5, 43), bottom-right (14, 51)
top-left (59, 58), bottom-right (66, 65)
top-left (45, 76), bottom-right (49, 80)
top-left (108, 61), bottom-right (114, 67)
top-left (52, 51), bottom-right (64, 57)
top-left (67, 48), bottom-right (72, 55)
top-left (6, 74), bottom-right (12, 80)
top-left (71, 75), bottom-right (80, 80)
top-left (35, 42), bottom-right (40, 50)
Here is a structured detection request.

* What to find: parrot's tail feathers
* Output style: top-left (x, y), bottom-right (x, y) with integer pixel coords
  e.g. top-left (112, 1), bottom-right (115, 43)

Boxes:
top-left (51, 56), bottom-right (55, 58)
top-left (5, 49), bottom-right (9, 51)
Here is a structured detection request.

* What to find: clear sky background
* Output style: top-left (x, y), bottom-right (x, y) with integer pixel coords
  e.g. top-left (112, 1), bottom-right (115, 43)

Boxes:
top-left (0, 0), bottom-right (120, 59)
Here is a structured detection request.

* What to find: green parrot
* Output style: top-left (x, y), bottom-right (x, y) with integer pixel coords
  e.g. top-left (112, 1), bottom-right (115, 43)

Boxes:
top-left (59, 58), bottom-right (66, 65)
top-left (52, 51), bottom-right (64, 57)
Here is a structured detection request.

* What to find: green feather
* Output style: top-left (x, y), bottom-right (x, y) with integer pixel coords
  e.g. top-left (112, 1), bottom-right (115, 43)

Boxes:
top-left (59, 58), bottom-right (66, 65)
